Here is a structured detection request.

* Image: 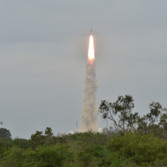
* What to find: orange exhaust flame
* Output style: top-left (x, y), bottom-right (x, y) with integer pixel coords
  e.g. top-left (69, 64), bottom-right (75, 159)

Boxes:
top-left (88, 35), bottom-right (95, 64)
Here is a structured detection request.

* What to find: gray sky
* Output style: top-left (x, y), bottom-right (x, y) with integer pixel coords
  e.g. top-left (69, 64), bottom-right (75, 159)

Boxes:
top-left (0, 0), bottom-right (167, 138)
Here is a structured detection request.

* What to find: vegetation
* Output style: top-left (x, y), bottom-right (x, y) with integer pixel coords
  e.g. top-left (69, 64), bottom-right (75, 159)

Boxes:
top-left (0, 128), bottom-right (11, 138)
top-left (1, 95), bottom-right (167, 166)
top-left (1, 130), bottom-right (167, 167)
top-left (99, 95), bottom-right (167, 138)
top-left (99, 95), bottom-right (137, 132)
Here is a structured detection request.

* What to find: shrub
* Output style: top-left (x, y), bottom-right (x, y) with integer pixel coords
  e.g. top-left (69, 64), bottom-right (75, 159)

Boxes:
top-left (107, 133), bottom-right (167, 166)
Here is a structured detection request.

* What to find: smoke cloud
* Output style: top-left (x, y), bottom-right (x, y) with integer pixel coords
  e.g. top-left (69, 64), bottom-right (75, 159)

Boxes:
top-left (81, 62), bottom-right (98, 132)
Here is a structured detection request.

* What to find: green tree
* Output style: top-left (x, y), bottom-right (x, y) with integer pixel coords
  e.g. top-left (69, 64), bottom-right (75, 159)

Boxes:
top-left (44, 127), bottom-right (54, 145)
top-left (13, 138), bottom-right (32, 149)
top-left (0, 137), bottom-right (12, 161)
top-left (147, 102), bottom-right (164, 125)
top-left (137, 102), bottom-right (167, 138)
top-left (30, 127), bottom-right (57, 147)
top-left (106, 133), bottom-right (167, 166)
top-left (30, 130), bottom-right (45, 148)
top-left (99, 95), bottom-right (138, 133)
top-left (1, 147), bottom-right (24, 167)
top-left (24, 145), bottom-right (73, 167)
top-left (45, 127), bottom-right (53, 137)
top-left (0, 128), bottom-right (11, 138)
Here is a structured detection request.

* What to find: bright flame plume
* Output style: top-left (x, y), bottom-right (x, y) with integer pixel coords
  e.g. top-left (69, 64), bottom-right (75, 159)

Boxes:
top-left (88, 35), bottom-right (95, 64)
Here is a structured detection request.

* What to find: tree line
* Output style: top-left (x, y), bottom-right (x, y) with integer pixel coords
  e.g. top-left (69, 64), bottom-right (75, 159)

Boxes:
top-left (99, 95), bottom-right (167, 139)
top-left (0, 95), bottom-right (167, 167)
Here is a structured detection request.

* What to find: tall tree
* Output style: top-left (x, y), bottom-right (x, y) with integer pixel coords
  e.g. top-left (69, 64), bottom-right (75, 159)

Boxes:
top-left (99, 95), bottom-right (138, 133)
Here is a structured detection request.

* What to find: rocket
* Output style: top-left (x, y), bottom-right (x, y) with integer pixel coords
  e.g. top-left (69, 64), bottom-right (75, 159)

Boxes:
top-left (80, 30), bottom-right (98, 132)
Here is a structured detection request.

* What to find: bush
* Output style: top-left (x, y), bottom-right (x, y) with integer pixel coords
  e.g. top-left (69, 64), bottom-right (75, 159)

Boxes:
top-left (107, 133), bottom-right (167, 166)
top-left (1, 147), bottom-right (24, 167)
top-left (24, 144), bottom-right (73, 167)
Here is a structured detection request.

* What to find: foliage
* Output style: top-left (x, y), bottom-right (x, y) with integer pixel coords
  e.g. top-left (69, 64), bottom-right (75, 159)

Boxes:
top-left (0, 128), bottom-right (11, 139)
top-left (30, 127), bottom-right (58, 148)
top-left (23, 145), bottom-right (73, 167)
top-left (1, 95), bottom-right (167, 166)
top-left (137, 101), bottom-right (167, 138)
top-left (1, 147), bottom-right (24, 167)
top-left (0, 137), bottom-right (12, 161)
top-left (99, 95), bottom-right (167, 139)
top-left (99, 95), bottom-right (139, 133)
top-left (0, 130), bottom-right (167, 167)
top-left (12, 138), bottom-right (32, 149)
top-left (107, 133), bottom-right (167, 166)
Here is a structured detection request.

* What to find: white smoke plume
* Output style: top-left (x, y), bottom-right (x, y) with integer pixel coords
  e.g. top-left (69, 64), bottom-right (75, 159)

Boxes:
top-left (81, 35), bottom-right (98, 132)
